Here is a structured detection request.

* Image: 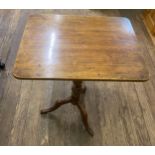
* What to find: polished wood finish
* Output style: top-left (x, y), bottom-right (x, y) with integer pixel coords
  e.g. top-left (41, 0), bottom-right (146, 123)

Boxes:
top-left (12, 14), bottom-right (149, 137)
top-left (13, 14), bottom-right (148, 81)
top-left (12, 14), bottom-right (149, 136)
top-left (41, 80), bottom-right (94, 136)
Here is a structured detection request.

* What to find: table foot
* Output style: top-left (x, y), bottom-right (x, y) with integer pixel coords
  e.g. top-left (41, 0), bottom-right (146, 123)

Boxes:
top-left (77, 103), bottom-right (94, 136)
top-left (41, 80), bottom-right (94, 136)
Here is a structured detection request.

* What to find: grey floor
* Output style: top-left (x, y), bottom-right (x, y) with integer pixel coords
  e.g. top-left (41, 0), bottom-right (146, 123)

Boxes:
top-left (0, 9), bottom-right (155, 145)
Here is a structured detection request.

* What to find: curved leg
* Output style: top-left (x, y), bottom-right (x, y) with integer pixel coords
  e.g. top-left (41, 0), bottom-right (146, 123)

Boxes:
top-left (40, 98), bottom-right (71, 114)
top-left (40, 80), bottom-right (93, 136)
top-left (76, 103), bottom-right (94, 136)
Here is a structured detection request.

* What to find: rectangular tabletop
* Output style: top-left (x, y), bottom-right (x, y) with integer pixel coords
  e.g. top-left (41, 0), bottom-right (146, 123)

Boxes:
top-left (13, 14), bottom-right (149, 81)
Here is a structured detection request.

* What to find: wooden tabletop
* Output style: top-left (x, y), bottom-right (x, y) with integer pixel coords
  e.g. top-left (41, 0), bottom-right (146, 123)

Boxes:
top-left (13, 14), bottom-right (149, 81)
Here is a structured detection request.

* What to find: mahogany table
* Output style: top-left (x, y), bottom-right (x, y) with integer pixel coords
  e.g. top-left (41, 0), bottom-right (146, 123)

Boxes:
top-left (13, 14), bottom-right (149, 136)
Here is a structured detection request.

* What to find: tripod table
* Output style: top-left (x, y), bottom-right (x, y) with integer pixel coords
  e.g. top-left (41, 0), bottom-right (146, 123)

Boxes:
top-left (13, 14), bottom-right (149, 136)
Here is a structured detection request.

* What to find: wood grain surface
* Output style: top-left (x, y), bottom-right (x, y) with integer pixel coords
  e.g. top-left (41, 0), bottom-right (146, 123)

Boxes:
top-left (13, 14), bottom-right (148, 81)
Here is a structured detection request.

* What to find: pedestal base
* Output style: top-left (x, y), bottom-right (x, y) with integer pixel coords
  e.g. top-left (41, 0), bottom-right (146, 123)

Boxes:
top-left (40, 80), bottom-right (94, 136)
